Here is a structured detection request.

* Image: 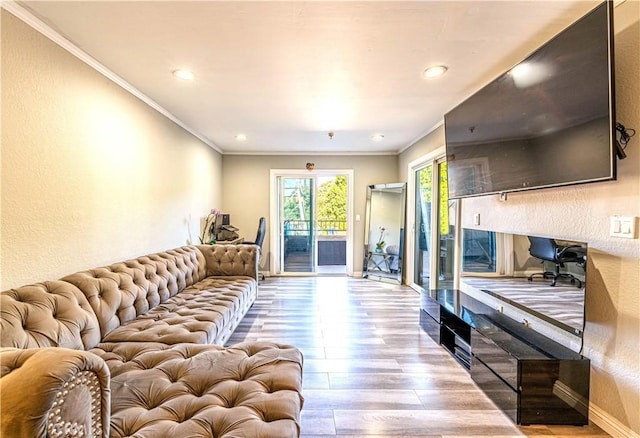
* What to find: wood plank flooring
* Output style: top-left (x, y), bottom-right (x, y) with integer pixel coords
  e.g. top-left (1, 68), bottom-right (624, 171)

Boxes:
top-left (226, 277), bottom-right (609, 437)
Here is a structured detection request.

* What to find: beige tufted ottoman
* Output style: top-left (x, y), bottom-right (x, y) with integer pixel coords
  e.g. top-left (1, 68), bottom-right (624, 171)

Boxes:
top-left (94, 342), bottom-right (304, 437)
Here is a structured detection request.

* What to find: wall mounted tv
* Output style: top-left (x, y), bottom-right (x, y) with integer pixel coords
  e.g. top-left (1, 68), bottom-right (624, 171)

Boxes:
top-left (444, 2), bottom-right (615, 199)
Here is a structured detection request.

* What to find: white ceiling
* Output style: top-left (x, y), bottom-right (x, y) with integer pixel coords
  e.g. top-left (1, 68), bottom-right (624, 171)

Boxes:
top-left (16, 1), bottom-right (602, 155)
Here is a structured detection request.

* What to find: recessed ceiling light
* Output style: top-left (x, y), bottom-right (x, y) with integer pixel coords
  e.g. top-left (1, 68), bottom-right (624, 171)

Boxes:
top-left (172, 69), bottom-right (194, 81)
top-left (423, 65), bottom-right (448, 79)
top-left (371, 134), bottom-right (385, 142)
top-left (235, 134), bottom-right (247, 142)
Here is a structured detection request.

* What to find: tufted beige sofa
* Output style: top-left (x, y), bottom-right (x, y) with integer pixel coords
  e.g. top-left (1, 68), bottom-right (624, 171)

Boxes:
top-left (0, 244), bottom-right (304, 437)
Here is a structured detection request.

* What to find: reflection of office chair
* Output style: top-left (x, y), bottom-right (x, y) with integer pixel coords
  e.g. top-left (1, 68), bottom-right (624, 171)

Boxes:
top-left (245, 217), bottom-right (266, 280)
top-left (527, 236), bottom-right (585, 288)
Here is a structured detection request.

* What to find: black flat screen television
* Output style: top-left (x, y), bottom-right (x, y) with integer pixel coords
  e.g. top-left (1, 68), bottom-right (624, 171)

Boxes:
top-left (444, 2), bottom-right (616, 199)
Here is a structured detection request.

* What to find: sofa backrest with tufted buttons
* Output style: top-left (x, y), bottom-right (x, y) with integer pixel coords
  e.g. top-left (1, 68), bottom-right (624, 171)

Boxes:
top-left (1, 244), bottom-right (258, 348)
top-left (198, 244), bottom-right (259, 279)
top-left (0, 281), bottom-right (102, 350)
top-left (61, 246), bottom-right (208, 338)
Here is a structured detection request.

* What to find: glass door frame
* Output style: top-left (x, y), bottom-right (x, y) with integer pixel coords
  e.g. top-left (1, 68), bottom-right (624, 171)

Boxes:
top-left (406, 147), bottom-right (460, 292)
top-left (269, 169), bottom-right (354, 276)
top-left (279, 176), bottom-right (317, 275)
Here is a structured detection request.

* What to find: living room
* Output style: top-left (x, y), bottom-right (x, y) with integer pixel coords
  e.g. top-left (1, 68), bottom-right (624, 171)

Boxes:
top-left (1, 1), bottom-right (638, 437)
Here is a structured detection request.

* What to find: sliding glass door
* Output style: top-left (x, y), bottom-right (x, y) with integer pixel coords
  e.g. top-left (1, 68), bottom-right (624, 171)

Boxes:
top-left (435, 161), bottom-right (455, 290)
top-left (414, 165), bottom-right (433, 288)
top-left (279, 177), bottom-right (316, 273)
top-left (408, 150), bottom-right (457, 291)
top-left (271, 170), bottom-right (353, 276)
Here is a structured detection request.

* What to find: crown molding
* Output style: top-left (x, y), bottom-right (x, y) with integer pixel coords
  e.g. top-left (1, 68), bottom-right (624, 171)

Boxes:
top-left (1, 0), bottom-right (222, 154)
top-left (399, 120), bottom-right (444, 154)
top-left (224, 150), bottom-right (398, 156)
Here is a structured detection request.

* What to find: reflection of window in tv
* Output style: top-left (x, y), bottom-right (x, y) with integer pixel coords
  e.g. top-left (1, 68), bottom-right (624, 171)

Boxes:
top-left (462, 229), bottom-right (496, 274)
top-left (448, 157), bottom-right (491, 197)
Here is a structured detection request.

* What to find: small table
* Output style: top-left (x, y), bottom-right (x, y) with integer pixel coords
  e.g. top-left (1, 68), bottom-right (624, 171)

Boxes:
top-left (366, 251), bottom-right (392, 274)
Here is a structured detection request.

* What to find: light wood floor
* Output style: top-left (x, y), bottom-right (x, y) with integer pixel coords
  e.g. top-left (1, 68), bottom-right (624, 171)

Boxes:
top-left (226, 276), bottom-right (609, 437)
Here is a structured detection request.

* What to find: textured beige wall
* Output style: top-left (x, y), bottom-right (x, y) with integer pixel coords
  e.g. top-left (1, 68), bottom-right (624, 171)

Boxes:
top-left (1, 11), bottom-right (222, 289)
top-left (400, 2), bottom-right (640, 434)
top-left (221, 154), bottom-right (398, 273)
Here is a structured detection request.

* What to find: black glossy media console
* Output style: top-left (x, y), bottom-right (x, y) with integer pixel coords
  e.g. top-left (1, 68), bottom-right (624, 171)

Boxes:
top-left (420, 289), bottom-right (590, 425)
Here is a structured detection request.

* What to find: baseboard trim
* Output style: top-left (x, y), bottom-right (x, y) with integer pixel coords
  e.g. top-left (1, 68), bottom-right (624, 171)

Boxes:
top-left (553, 381), bottom-right (589, 417)
top-left (590, 402), bottom-right (639, 438)
top-left (258, 271), bottom-right (362, 278)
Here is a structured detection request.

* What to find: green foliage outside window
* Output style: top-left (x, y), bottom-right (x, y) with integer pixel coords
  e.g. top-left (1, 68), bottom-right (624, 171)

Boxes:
top-left (417, 163), bottom-right (450, 236)
top-left (281, 176), bottom-right (347, 235)
top-left (282, 179), bottom-right (311, 220)
top-left (439, 162), bottom-right (449, 235)
top-left (419, 165), bottom-right (433, 204)
top-left (317, 176), bottom-right (347, 223)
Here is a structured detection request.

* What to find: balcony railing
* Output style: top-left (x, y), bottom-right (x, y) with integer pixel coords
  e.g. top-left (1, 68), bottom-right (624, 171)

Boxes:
top-left (284, 220), bottom-right (347, 266)
top-left (284, 220), bottom-right (347, 236)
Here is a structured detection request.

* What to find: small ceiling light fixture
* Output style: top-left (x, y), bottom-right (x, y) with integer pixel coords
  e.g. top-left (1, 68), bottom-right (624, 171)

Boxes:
top-left (328, 132), bottom-right (334, 140)
top-left (423, 65), bottom-right (448, 79)
top-left (371, 134), bottom-right (385, 142)
top-left (172, 69), bottom-right (194, 81)
top-left (235, 134), bottom-right (247, 142)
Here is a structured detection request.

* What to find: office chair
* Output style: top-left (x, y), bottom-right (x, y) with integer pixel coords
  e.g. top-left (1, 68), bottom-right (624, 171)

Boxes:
top-left (527, 236), bottom-right (586, 288)
top-left (245, 217), bottom-right (266, 280)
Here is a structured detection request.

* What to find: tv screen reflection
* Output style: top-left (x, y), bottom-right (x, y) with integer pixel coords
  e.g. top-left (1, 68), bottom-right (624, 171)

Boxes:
top-left (460, 228), bottom-right (586, 337)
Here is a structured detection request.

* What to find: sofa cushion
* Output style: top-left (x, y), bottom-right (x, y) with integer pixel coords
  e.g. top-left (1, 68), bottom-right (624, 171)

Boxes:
top-left (62, 246), bottom-right (206, 338)
top-left (99, 277), bottom-right (256, 345)
top-left (90, 342), bottom-right (184, 376)
top-left (104, 342), bottom-right (303, 437)
top-left (0, 281), bottom-right (101, 350)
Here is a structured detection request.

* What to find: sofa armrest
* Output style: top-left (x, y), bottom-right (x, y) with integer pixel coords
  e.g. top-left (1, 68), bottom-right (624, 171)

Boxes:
top-left (198, 244), bottom-right (260, 280)
top-left (1, 347), bottom-right (110, 438)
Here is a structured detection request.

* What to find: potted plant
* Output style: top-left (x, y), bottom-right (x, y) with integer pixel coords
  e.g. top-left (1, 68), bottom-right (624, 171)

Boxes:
top-left (375, 227), bottom-right (386, 253)
top-left (199, 208), bottom-right (221, 245)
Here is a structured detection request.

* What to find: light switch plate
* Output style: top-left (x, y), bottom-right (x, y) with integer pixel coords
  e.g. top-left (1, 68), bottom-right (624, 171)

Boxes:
top-left (610, 216), bottom-right (637, 238)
